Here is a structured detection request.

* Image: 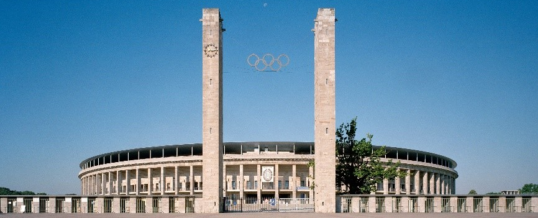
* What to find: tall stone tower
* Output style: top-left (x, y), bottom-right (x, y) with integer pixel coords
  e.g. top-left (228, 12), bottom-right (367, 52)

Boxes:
top-left (201, 8), bottom-right (223, 213)
top-left (314, 8), bottom-right (336, 213)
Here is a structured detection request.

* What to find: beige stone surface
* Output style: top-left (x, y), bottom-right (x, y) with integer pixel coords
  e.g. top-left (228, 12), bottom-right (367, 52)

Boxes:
top-left (201, 8), bottom-right (223, 213)
top-left (314, 8), bottom-right (336, 213)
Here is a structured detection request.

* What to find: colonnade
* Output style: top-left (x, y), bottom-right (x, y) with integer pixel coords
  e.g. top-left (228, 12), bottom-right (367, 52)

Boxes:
top-left (223, 163), bottom-right (313, 202)
top-left (381, 168), bottom-right (456, 195)
top-left (80, 162), bottom-right (314, 201)
top-left (81, 164), bottom-right (203, 196)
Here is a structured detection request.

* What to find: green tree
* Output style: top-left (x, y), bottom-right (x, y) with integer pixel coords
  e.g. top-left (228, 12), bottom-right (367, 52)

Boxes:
top-left (0, 187), bottom-right (45, 195)
top-left (468, 189), bottom-right (477, 195)
top-left (520, 183), bottom-right (538, 194)
top-left (336, 117), bottom-right (406, 194)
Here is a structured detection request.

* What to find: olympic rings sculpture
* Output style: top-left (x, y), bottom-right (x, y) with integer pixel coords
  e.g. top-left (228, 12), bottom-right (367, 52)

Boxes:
top-left (247, 54), bottom-right (290, 72)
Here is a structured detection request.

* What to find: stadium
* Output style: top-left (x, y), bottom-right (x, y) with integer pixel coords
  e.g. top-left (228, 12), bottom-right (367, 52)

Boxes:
top-left (78, 142), bottom-right (458, 199)
top-left (1, 8), bottom-right (537, 214)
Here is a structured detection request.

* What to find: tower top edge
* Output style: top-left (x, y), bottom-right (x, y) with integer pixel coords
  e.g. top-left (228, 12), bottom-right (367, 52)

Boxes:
top-left (317, 8), bottom-right (335, 14)
top-left (202, 8), bottom-right (220, 14)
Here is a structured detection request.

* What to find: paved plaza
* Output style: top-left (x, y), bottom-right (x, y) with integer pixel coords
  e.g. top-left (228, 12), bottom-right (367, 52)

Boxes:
top-left (1, 214), bottom-right (538, 218)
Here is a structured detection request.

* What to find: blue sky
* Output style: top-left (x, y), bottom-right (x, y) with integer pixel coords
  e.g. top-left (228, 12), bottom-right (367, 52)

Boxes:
top-left (1, 0), bottom-right (537, 195)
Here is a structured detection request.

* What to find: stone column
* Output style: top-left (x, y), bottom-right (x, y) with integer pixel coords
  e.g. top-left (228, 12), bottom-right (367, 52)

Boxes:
top-left (386, 196), bottom-right (393, 213)
top-left (314, 7), bottom-right (336, 213)
top-left (223, 165), bottom-right (227, 197)
top-left (129, 197), bottom-right (136, 214)
top-left (31, 197), bottom-right (38, 213)
top-left (433, 196), bottom-right (441, 212)
top-left (413, 170), bottom-right (420, 195)
top-left (49, 197), bottom-right (56, 214)
top-left (117, 170), bottom-right (121, 195)
top-left (81, 177), bottom-right (84, 195)
top-left (395, 172), bottom-right (401, 194)
top-left (126, 170), bottom-right (130, 194)
top-left (417, 197), bottom-right (426, 213)
top-left (444, 175), bottom-right (450, 195)
top-left (149, 168), bottom-right (153, 194)
top-left (161, 166), bottom-right (165, 195)
top-left (368, 196), bottom-right (376, 213)
top-left (93, 175), bottom-right (96, 195)
top-left (429, 173), bottom-right (435, 194)
top-left (435, 173), bottom-right (441, 194)
top-left (402, 196), bottom-right (410, 213)
top-left (0, 198), bottom-right (7, 213)
top-left (136, 168), bottom-right (140, 195)
top-left (101, 173), bottom-right (105, 195)
top-left (451, 176), bottom-right (455, 194)
top-left (406, 169), bottom-right (411, 195)
top-left (175, 166), bottom-right (179, 195)
top-left (423, 171), bottom-right (428, 194)
top-left (515, 197), bottom-right (522, 213)
top-left (441, 175), bottom-right (445, 195)
top-left (94, 175), bottom-right (97, 195)
top-left (450, 196), bottom-right (457, 212)
top-left (96, 197), bottom-right (103, 213)
top-left (292, 164), bottom-right (297, 199)
top-left (239, 164), bottom-right (244, 199)
top-left (257, 164), bottom-right (261, 202)
top-left (275, 164), bottom-right (279, 200)
top-left (201, 8), bottom-right (224, 213)
top-left (309, 164), bottom-right (314, 198)
top-left (144, 197), bottom-right (151, 213)
top-left (109, 172), bottom-right (113, 195)
top-left (383, 178), bottom-right (389, 195)
top-left (189, 165), bottom-right (194, 195)
top-left (466, 196), bottom-right (474, 213)
top-left (112, 197), bottom-right (120, 213)
top-left (89, 175), bottom-right (92, 195)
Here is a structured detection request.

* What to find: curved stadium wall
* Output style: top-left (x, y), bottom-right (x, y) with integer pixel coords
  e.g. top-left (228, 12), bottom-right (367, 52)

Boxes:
top-left (79, 142), bottom-right (458, 198)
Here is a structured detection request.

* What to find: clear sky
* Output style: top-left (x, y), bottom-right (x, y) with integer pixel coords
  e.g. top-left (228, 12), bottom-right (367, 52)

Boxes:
top-left (1, 0), bottom-right (537, 195)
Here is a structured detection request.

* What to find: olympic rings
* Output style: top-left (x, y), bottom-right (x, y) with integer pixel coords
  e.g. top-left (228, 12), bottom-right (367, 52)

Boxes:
top-left (247, 53), bottom-right (290, 72)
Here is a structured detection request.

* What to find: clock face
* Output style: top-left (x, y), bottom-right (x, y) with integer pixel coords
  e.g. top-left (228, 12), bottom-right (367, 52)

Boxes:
top-left (204, 44), bottom-right (219, 58)
top-left (263, 168), bottom-right (273, 182)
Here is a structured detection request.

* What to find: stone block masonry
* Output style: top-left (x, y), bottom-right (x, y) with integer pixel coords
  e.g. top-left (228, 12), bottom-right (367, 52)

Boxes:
top-left (314, 8), bottom-right (336, 213)
top-left (201, 8), bottom-right (224, 213)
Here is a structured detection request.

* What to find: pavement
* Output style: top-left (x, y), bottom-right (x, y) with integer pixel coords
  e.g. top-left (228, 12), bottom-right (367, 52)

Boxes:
top-left (1, 213), bottom-right (538, 218)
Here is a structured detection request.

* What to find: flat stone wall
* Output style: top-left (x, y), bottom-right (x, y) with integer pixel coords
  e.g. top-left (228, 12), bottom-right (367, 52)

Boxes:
top-left (0, 196), bottom-right (199, 214)
top-left (337, 194), bottom-right (538, 213)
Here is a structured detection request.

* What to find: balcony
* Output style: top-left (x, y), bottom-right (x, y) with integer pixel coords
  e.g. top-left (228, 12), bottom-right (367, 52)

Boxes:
top-left (297, 186), bottom-right (310, 191)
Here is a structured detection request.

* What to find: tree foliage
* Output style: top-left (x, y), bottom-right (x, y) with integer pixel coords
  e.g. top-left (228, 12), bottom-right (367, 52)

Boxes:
top-left (336, 117), bottom-right (406, 194)
top-left (468, 189), bottom-right (477, 195)
top-left (0, 187), bottom-right (46, 195)
top-left (520, 183), bottom-right (538, 194)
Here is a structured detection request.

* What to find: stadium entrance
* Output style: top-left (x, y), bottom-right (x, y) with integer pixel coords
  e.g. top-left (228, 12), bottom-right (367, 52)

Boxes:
top-left (223, 197), bottom-right (314, 213)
